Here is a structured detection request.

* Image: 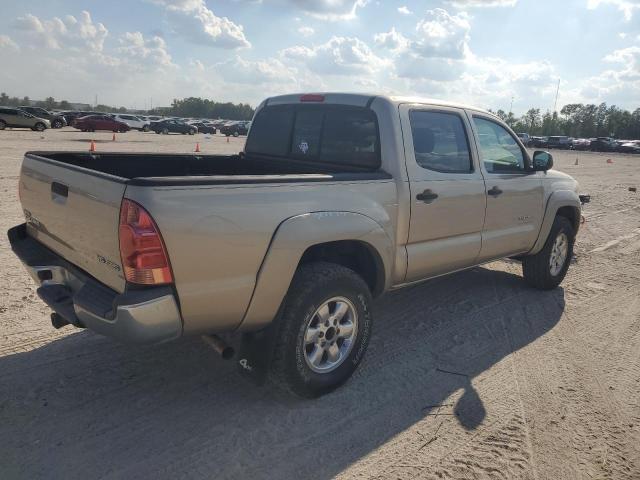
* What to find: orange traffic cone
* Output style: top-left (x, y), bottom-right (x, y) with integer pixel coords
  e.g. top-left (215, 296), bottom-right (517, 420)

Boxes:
top-left (112, 133), bottom-right (116, 141)
top-left (89, 140), bottom-right (96, 152)
top-left (195, 142), bottom-right (200, 153)
top-left (606, 158), bottom-right (613, 164)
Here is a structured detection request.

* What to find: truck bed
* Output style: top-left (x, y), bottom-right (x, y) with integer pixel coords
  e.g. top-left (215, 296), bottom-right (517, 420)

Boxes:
top-left (29, 152), bottom-right (384, 186)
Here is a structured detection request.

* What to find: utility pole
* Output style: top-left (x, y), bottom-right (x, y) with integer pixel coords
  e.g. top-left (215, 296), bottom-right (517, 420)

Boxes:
top-left (508, 95), bottom-right (514, 125)
top-left (553, 78), bottom-right (560, 112)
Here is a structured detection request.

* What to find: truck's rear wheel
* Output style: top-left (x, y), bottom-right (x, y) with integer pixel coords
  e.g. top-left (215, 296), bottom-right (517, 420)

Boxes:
top-left (522, 216), bottom-right (574, 290)
top-left (270, 262), bottom-right (372, 398)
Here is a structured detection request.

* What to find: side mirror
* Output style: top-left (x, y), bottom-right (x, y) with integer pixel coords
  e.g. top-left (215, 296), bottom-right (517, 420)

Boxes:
top-left (531, 150), bottom-right (553, 171)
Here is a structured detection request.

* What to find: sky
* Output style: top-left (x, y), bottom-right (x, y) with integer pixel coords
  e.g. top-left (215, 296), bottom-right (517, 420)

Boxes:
top-left (0, 0), bottom-right (638, 115)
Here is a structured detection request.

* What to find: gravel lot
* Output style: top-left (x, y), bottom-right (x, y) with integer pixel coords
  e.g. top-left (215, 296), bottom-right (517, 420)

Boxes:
top-left (0, 128), bottom-right (639, 479)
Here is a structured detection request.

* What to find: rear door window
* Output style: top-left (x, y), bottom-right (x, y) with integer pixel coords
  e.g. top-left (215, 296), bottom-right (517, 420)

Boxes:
top-left (409, 110), bottom-right (472, 173)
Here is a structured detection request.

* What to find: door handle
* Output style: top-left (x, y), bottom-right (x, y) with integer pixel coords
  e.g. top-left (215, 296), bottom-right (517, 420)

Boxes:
top-left (51, 181), bottom-right (68, 197)
top-left (487, 186), bottom-right (503, 197)
top-left (416, 189), bottom-right (438, 203)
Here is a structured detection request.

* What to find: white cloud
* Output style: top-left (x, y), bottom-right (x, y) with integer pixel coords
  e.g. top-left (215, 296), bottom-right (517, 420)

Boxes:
top-left (118, 32), bottom-right (174, 68)
top-left (216, 56), bottom-right (297, 84)
top-left (413, 8), bottom-right (470, 59)
top-left (152, 0), bottom-right (250, 48)
top-left (576, 46), bottom-right (640, 106)
top-left (587, 0), bottom-right (640, 20)
top-left (374, 28), bottom-right (410, 52)
top-left (398, 6), bottom-right (413, 15)
top-left (281, 36), bottom-right (387, 75)
top-left (298, 26), bottom-right (315, 37)
top-left (12, 11), bottom-right (108, 52)
top-left (0, 35), bottom-right (18, 50)
top-left (448, 0), bottom-right (517, 7)
top-left (284, 0), bottom-right (369, 20)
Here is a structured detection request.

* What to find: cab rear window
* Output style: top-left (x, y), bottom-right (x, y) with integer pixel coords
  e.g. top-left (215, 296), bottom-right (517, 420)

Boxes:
top-left (245, 104), bottom-right (380, 170)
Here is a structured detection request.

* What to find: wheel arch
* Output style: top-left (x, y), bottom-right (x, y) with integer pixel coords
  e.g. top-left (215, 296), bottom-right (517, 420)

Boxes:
top-left (529, 190), bottom-right (581, 255)
top-left (238, 212), bottom-right (394, 332)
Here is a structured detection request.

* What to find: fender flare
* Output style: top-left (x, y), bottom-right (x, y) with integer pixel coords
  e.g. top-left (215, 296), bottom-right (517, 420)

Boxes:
top-left (529, 190), bottom-right (581, 255)
top-left (238, 211), bottom-right (394, 332)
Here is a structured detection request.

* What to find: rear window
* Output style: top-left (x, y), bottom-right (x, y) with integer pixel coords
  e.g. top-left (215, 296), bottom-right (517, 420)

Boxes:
top-left (245, 104), bottom-right (380, 170)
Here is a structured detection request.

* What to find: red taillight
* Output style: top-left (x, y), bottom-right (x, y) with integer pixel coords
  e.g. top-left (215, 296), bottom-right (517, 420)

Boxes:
top-left (119, 199), bottom-right (173, 285)
top-left (300, 94), bottom-right (325, 102)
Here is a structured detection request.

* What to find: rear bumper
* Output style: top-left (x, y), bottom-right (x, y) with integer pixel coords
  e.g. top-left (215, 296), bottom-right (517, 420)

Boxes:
top-left (8, 224), bottom-right (183, 344)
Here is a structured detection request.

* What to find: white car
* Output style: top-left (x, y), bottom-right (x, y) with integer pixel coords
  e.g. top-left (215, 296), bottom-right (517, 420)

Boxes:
top-left (112, 114), bottom-right (150, 132)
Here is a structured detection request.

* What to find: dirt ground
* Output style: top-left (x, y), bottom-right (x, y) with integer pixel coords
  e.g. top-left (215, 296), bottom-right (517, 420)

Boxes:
top-left (0, 128), bottom-right (639, 480)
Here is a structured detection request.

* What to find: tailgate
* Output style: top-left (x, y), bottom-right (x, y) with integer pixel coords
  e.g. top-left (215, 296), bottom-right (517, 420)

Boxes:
top-left (19, 154), bottom-right (127, 293)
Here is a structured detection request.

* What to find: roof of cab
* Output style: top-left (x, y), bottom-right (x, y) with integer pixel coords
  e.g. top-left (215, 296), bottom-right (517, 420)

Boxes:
top-left (263, 92), bottom-right (494, 117)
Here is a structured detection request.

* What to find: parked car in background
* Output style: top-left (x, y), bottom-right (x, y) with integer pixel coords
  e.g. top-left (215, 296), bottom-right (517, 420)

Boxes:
top-left (18, 106), bottom-right (67, 128)
top-left (150, 119), bottom-right (197, 135)
top-left (0, 107), bottom-right (50, 131)
top-left (517, 133), bottom-right (531, 146)
top-left (547, 136), bottom-right (572, 149)
top-left (72, 115), bottom-right (130, 132)
top-left (531, 136), bottom-right (549, 148)
top-left (220, 120), bottom-right (250, 137)
top-left (112, 114), bottom-right (150, 132)
top-left (189, 121), bottom-right (216, 134)
top-left (617, 140), bottom-right (640, 154)
top-left (146, 115), bottom-right (164, 122)
top-left (60, 111), bottom-right (104, 125)
top-left (571, 138), bottom-right (591, 151)
top-left (590, 137), bottom-right (617, 152)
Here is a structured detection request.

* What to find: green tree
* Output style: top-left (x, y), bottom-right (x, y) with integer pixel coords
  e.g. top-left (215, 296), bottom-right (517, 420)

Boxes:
top-left (524, 108), bottom-right (541, 134)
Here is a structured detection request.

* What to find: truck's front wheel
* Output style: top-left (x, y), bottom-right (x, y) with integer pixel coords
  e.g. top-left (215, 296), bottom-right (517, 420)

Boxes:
top-left (271, 262), bottom-right (373, 398)
top-left (522, 216), bottom-right (574, 290)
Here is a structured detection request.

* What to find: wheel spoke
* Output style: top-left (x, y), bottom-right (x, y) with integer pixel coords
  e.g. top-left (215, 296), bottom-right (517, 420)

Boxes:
top-left (338, 322), bottom-right (354, 339)
top-left (307, 345), bottom-right (324, 367)
top-left (333, 301), bottom-right (349, 322)
top-left (305, 326), bottom-right (320, 344)
top-left (326, 343), bottom-right (340, 363)
top-left (316, 304), bottom-right (330, 324)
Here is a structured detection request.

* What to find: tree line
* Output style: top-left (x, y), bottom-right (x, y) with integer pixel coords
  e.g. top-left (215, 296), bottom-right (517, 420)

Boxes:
top-left (2, 92), bottom-right (638, 137)
top-left (0, 93), bottom-right (255, 120)
top-left (154, 97), bottom-right (255, 120)
top-left (491, 103), bottom-right (640, 139)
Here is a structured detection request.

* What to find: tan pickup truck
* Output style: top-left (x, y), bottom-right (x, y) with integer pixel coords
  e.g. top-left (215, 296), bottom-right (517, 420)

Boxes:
top-left (9, 93), bottom-right (584, 397)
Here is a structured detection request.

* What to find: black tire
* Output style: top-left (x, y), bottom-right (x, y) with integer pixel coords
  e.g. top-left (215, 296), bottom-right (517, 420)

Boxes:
top-left (0, 120), bottom-right (8, 130)
top-left (270, 262), bottom-right (373, 398)
top-left (162, 128), bottom-right (169, 135)
top-left (233, 131), bottom-right (239, 137)
top-left (522, 216), bottom-right (574, 290)
top-left (189, 129), bottom-right (195, 135)
top-left (52, 119), bottom-right (63, 128)
top-left (34, 122), bottom-right (46, 132)
top-left (143, 125), bottom-right (150, 132)
top-left (155, 130), bottom-right (160, 134)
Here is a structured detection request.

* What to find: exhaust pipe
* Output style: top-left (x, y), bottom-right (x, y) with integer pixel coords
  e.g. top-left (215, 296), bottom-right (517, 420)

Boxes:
top-left (51, 313), bottom-right (70, 329)
top-left (202, 334), bottom-right (235, 360)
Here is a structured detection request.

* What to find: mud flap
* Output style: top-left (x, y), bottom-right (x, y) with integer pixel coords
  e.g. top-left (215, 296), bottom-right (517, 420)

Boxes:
top-left (236, 320), bottom-right (281, 385)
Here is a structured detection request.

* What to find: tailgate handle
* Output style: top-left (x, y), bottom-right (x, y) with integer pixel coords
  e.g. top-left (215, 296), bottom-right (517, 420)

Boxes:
top-left (51, 182), bottom-right (69, 197)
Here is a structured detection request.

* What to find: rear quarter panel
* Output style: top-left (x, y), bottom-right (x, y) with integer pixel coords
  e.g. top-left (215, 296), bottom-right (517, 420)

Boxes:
top-left (125, 179), bottom-right (398, 334)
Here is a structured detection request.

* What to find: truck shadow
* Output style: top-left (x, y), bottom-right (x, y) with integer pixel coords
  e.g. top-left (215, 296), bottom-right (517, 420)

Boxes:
top-left (0, 265), bottom-right (564, 480)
